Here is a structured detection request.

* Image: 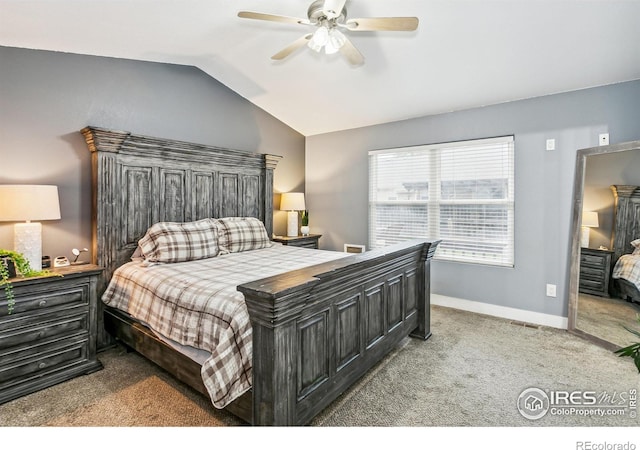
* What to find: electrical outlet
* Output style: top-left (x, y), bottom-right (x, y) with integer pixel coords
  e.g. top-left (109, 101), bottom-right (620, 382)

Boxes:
top-left (599, 133), bottom-right (609, 146)
top-left (546, 283), bottom-right (557, 298)
top-left (546, 139), bottom-right (555, 151)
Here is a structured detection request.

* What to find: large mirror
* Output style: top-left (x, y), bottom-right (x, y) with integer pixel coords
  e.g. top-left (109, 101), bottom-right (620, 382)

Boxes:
top-left (568, 140), bottom-right (640, 350)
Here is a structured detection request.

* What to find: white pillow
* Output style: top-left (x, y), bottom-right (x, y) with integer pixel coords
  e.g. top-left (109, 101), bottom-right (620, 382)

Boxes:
top-left (631, 238), bottom-right (640, 255)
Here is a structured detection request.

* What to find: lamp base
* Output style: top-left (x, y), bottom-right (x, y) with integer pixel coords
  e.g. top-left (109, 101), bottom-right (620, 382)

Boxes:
top-left (580, 226), bottom-right (590, 248)
top-left (287, 211), bottom-right (299, 237)
top-left (14, 222), bottom-right (43, 271)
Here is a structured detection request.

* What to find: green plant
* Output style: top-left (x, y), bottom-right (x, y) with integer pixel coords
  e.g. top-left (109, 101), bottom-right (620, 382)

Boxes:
top-left (0, 249), bottom-right (60, 314)
top-left (301, 210), bottom-right (309, 227)
top-left (614, 314), bottom-right (640, 373)
top-left (0, 257), bottom-right (15, 314)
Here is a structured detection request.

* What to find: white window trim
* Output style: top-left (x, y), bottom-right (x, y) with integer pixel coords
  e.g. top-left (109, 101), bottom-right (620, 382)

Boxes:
top-left (368, 136), bottom-right (515, 267)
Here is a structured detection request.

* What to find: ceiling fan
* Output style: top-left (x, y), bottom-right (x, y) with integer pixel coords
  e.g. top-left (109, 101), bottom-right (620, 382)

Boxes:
top-left (237, 0), bottom-right (419, 66)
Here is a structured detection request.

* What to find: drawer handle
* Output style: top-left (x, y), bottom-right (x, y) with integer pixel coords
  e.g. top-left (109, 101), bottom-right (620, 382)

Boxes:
top-left (38, 362), bottom-right (46, 369)
top-left (39, 300), bottom-right (47, 307)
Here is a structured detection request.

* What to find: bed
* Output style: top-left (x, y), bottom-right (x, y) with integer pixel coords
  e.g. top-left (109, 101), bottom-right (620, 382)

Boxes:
top-left (610, 185), bottom-right (640, 303)
top-left (81, 126), bottom-right (441, 426)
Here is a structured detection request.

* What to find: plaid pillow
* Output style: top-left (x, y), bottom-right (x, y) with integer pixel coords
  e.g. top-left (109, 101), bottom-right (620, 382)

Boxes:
top-left (216, 217), bottom-right (272, 254)
top-left (138, 218), bottom-right (220, 263)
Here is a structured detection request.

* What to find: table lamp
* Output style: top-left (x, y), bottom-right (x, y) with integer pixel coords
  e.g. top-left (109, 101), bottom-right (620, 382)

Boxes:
top-left (580, 211), bottom-right (599, 248)
top-left (280, 192), bottom-right (306, 237)
top-left (0, 185), bottom-right (61, 271)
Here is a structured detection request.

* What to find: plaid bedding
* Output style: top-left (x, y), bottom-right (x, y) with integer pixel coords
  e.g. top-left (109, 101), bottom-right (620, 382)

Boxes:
top-left (612, 254), bottom-right (640, 291)
top-left (138, 218), bottom-right (219, 263)
top-left (216, 217), bottom-right (272, 254)
top-left (102, 243), bottom-right (348, 408)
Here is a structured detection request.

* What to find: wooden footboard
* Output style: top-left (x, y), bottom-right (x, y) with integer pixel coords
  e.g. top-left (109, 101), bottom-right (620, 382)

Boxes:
top-left (238, 239), bottom-right (439, 426)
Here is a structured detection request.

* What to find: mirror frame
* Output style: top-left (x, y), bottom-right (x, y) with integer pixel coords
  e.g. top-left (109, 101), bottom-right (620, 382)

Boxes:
top-left (568, 139), bottom-right (640, 348)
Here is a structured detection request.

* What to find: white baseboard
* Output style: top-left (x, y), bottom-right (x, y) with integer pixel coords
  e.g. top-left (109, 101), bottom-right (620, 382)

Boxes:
top-left (431, 294), bottom-right (568, 329)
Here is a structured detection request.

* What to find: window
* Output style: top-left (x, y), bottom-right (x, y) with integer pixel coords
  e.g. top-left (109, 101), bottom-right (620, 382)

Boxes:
top-left (368, 136), bottom-right (515, 267)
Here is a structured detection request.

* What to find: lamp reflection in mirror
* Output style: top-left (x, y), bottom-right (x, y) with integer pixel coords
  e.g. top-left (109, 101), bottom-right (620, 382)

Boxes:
top-left (280, 192), bottom-right (306, 237)
top-left (580, 211), bottom-right (599, 248)
top-left (0, 185), bottom-right (61, 271)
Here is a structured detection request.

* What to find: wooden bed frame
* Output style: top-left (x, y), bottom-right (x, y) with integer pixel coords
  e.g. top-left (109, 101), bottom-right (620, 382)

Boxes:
top-left (81, 126), bottom-right (440, 426)
top-left (610, 184), bottom-right (640, 303)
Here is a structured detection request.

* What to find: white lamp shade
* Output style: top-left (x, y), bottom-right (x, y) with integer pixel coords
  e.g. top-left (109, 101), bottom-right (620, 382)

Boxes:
top-left (280, 192), bottom-right (306, 211)
top-left (0, 185), bottom-right (61, 271)
top-left (580, 211), bottom-right (599, 249)
top-left (581, 211), bottom-right (599, 228)
top-left (0, 185), bottom-right (61, 221)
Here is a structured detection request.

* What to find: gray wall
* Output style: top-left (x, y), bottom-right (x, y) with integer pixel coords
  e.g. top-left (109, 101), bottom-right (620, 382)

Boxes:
top-left (306, 80), bottom-right (640, 319)
top-left (0, 46), bottom-right (305, 261)
top-left (584, 150), bottom-right (640, 250)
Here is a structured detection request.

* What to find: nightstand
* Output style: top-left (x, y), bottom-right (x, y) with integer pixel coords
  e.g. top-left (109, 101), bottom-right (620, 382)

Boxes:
top-left (0, 264), bottom-right (103, 404)
top-left (273, 234), bottom-right (321, 249)
top-left (578, 247), bottom-right (614, 297)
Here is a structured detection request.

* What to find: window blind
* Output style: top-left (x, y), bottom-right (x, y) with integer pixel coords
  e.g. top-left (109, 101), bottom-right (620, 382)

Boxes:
top-left (369, 136), bottom-right (515, 267)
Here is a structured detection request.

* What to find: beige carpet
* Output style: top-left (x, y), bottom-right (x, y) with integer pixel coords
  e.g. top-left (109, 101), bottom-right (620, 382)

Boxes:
top-left (576, 293), bottom-right (640, 347)
top-left (1, 305), bottom-right (639, 429)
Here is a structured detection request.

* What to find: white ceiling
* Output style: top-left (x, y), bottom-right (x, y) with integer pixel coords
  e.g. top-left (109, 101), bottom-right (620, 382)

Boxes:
top-left (2, 0), bottom-right (640, 137)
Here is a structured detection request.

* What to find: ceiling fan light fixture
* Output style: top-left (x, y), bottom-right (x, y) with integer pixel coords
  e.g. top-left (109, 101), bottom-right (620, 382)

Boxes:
top-left (238, 0), bottom-right (419, 65)
top-left (325, 28), bottom-right (346, 54)
top-left (308, 26), bottom-right (329, 52)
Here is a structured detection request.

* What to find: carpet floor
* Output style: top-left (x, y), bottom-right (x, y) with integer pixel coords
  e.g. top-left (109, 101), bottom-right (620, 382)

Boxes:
top-left (577, 293), bottom-right (640, 347)
top-left (1, 305), bottom-right (638, 430)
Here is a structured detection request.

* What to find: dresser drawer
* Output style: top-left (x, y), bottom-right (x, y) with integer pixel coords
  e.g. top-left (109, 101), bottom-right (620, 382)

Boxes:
top-left (0, 284), bottom-right (88, 318)
top-left (580, 266), bottom-right (605, 279)
top-left (580, 253), bottom-right (607, 268)
top-left (579, 278), bottom-right (605, 292)
top-left (293, 241), bottom-right (319, 249)
top-left (0, 334), bottom-right (89, 385)
top-left (0, 309), bottom-right (89, 350)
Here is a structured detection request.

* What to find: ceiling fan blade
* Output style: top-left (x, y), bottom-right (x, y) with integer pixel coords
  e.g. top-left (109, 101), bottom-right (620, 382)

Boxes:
top-left (238, 11), bottom-right (310, 26)
top-left (339, 37), bottom-right (364, 66)
top-left (322, 0), bottom-right (348, 19)
top-left (271, 34), bottom-right (313, 60)
top-left (345, 17), bottom-right (419, 32)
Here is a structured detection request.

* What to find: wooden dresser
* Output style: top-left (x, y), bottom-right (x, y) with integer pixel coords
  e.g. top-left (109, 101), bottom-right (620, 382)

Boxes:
top-left (0, 265), bottom-right (103, 404)
top-left (272, 234), bottom-right (321, 249)
top-left (578, 247), bottom-right (614, 297)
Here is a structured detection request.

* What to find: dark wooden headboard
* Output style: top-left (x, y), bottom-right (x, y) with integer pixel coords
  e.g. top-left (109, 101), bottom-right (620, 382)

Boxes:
top-left (81, 126), bottom-right (281, 283)
top-left (81, 127), bottom-right (281, 347)
top-left (610, 184), bottom-right (640, 263)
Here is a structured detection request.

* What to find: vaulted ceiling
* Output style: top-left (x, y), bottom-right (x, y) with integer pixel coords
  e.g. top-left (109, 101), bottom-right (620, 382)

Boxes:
top-left (2, 0), bottom-right (640, 136)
